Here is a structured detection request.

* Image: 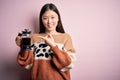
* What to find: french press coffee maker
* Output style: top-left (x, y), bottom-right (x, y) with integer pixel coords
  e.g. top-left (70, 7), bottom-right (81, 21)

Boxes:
top-left (21, 29), bottom-right (31, 50)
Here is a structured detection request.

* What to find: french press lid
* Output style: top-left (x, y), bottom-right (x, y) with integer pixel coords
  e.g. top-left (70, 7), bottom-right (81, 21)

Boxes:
top-left (22, 29), bottom-right (31, 36)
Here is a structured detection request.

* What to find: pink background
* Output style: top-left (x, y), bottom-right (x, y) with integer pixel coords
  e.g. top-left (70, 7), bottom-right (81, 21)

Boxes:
top-left (0, 0), bottom-right (120, 80)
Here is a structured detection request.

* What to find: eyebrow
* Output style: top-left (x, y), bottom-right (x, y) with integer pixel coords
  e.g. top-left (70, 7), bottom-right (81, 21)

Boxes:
top-left (42, 15), bottom-right (55, 17)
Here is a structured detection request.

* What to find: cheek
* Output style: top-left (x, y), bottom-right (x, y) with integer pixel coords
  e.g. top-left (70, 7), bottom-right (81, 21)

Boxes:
top-left (54, 18), bottom-right (59, 24)
top-left (42, 20), bottom-right (47, 25)
top-left (56, 18), bottom-right (59, 24)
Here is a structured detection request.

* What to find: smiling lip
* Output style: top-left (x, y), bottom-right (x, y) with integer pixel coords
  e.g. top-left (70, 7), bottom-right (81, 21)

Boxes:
top-left (48, 25), bottom-right (53, 28)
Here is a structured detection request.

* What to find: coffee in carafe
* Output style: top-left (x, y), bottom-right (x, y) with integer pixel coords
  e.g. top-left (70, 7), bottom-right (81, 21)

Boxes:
top-left (21, 29), bottom-right (31, 50)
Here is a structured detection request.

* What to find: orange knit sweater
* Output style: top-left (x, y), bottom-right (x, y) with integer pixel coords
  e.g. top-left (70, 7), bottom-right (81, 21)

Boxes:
top-left (17, 33), bottom-right (76, 80)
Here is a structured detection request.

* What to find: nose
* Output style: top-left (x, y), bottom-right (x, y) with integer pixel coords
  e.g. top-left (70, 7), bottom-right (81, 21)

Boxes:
top-left (48, 18), bottom-right (52, 24)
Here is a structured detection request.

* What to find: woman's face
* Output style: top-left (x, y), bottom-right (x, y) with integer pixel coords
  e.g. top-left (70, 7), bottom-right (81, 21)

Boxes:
top-left (42, 10), bottom-right (59, 33)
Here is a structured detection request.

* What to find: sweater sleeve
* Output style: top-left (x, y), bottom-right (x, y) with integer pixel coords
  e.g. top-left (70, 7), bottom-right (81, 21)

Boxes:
top-left (16, 35), bottom-right (34, 69)
top-left (51, 34), bottom-right (76, 72)
top-left (17, 50), bottom-right (34, 69)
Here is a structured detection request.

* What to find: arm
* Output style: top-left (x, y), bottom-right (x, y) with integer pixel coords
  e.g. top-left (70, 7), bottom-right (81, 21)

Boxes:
top-left (51, 46), bottom-right (72, 71)
top-left (51, 34), bottom-right (76, 71)
top-left (39, 33), bottom-right (76, 71)
top-left (15, 36), bottom-right (34, 69)
top-left (17, 50), bottom-right (34, 69)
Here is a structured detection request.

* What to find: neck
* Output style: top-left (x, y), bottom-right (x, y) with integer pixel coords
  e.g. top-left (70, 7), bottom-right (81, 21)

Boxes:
top-left (45, 31), bottom-right (58, 35)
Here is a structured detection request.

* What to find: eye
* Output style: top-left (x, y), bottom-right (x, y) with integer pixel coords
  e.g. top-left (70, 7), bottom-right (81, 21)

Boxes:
top-left (51, 16), bottom-right (55, 19)
top-left (43, 17), bottom-right (47, 20)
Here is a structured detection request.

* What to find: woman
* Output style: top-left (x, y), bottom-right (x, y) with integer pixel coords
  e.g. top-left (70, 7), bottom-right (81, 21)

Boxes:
top-left (16, 3), bottom-right (76, 80)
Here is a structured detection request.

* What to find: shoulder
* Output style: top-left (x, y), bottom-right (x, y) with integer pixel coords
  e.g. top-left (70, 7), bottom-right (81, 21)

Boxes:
top-left (61, 33), bottom-right (71, 39)
top-left (31, 33), bottom-right (45, 38)
top-left (56, 33), bottom-right (71, 37)
top-left (64, 33), bottom-right (71, 37)
top-left (61, 33), bottom-right (73, 43)
top-left (52, 33), bottom-right (71, 39)
top-left (55, 33), bottom-right (72, 42)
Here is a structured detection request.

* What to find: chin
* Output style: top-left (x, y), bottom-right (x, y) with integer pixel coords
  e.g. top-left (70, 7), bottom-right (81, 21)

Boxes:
top-left (48, 28), bottom-right (54, 31)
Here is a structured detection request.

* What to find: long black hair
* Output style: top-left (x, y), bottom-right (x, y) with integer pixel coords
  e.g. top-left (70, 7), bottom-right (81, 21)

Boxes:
top-left (39, 3), bottom-right (65, 33)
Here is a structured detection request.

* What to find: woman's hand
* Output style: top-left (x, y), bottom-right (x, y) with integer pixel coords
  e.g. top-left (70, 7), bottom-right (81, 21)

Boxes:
top-left (39, 34), bottom-right (56, 47)
top-left (15, 33), bottom-right (22, 46)
top-left (15, 36), bottom-right (22, 46)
